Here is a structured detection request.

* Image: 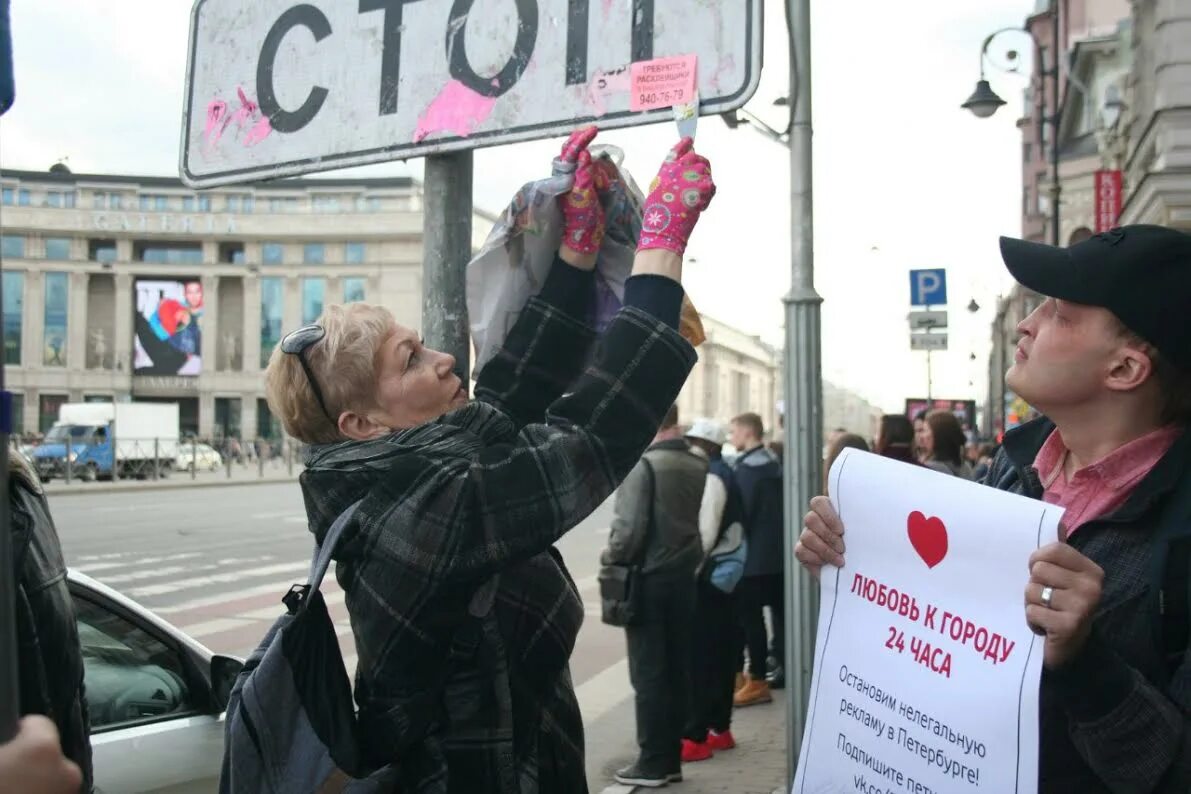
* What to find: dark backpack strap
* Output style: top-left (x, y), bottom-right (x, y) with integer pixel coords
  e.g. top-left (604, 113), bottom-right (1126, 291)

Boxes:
top-left (283, 500), bottom-right (363, 615)
top-left (635, 457), bottom-right (657, 567)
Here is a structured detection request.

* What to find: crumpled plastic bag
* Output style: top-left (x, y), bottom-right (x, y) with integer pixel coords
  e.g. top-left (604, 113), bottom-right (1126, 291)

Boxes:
top-left (467, 145), bottom-right (704, 375)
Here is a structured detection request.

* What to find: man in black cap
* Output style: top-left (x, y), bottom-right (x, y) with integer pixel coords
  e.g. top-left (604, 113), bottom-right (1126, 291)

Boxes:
top-left (796, 225), bottom-right (1191, 792)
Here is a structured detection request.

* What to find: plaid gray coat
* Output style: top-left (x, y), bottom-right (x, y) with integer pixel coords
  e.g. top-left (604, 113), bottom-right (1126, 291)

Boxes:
top-left (299, 299), bottom-right (695, 793)
top-left (989, 418), bottom-right (1191, 794)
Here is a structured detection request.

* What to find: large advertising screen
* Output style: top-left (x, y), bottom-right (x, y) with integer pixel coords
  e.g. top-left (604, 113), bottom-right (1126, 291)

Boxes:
top-left (904, 398), bottom-right (978, 433)
top-left (134, 279), bottom-right (203, 376)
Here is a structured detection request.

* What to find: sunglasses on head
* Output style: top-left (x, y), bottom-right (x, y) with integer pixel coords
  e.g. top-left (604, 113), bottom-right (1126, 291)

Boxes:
top-left (280, 325), bottom-right (334, 425)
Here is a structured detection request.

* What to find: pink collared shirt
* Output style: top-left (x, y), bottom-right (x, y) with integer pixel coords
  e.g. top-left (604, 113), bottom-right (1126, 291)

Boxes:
top-left (1033, 425), bottom-right (1181, 537)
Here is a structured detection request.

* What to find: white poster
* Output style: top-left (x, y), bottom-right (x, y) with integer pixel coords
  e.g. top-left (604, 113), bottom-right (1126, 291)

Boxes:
top-left (793, 450), bottom-right (1062, 794)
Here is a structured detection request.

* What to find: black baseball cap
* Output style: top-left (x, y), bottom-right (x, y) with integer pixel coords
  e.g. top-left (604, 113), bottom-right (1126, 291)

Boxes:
top-left (999, 225), bottom-right (1191, 371)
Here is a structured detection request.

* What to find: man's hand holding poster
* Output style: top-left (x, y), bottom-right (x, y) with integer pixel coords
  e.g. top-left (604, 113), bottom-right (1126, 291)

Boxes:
top-left (793, 449), bottom-right (1062, 794)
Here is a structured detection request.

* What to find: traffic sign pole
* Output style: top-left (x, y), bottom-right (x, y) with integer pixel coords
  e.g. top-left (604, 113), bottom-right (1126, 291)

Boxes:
top-left (422, 151), bottom-right (473, 391)
top-left (783, 0), bottom-right (821, 784)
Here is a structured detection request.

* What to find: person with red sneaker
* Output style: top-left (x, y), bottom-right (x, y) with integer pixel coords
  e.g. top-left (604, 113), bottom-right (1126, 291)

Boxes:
top-left (681, 419), bottom-right (746, 763)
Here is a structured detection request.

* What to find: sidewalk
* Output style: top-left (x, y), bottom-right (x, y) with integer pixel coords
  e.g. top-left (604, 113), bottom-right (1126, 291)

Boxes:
top-left (43, 465), bottom-right (301, 496)
top-left (597, 688), bottom-right (789, 794)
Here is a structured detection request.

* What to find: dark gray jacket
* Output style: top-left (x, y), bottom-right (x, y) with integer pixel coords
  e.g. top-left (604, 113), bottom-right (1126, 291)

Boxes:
top-left (987, 417), bottom-right (1191, 794)
top-left (11, 453), bottom-right (92, 792)
top-left (604, 438), bottom-right (707, 577)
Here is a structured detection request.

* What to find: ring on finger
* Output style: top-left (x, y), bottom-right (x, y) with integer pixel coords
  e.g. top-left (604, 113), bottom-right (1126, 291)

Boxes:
top-left (1040, 585), bottom-right (1055, 609)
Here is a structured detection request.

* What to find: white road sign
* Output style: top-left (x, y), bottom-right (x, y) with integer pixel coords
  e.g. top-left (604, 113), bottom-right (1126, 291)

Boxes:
top-left (910, 333), bottom-right (949, 352)
top-left (908, 310), bottom-right (948, 331)
top-left (180, 0), bottom-right (763, 187)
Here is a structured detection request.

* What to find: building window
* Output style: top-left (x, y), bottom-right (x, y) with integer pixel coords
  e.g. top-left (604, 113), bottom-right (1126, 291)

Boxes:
top-left (107, 193), bottom-right (122, 210)
top-left (39, 394), bottom-right (68, 434)
top-left (302, 278), bottom-right (326, 324)
top-left (225, 195), bottom-right (240, 213)
top-left (261, 243), bottom-right (284, 265)
top-left (44, 238), bottom-right (71, 260)
top-left (219, 243), bottom-right (246, 265)
top-left (43, 272), bottom-right (68, 367)
top-left (1, 236), bottom-right (24, 258)
top-left (91, 191), bottom-right (105, 209)
top-left (257, 398), bottom-right (280, 440)
top-left (343, 277), bottom-right (366, 304)
top-left (303, 243), bottom-right (325, 265)
top-left (198, 195), bottom-right (211, 212)
top-left (88, 239), bottom-right (117, 263)
top-left (260, 277), bottom-right (283, 369)
top-left (3, 272), bottom-right (23, 366)
top-left (10, 394), bottom-right (23, 435)
top-left (18, 189), bottom-right (30, 206)
top-left (215, 397), bottom-right (242, 440)
top-left (1, 187), bottom-right (13, 205)
top-left (268, 197), bottom-right (297, 213)
top-left (312, 196), bottom-right (340, 212)
top-left (242, 196), bottom-right (255, 213)
top-left (367, 197), bottom-right (382, 212)
top-left (45, 191), bottom-right (75, 208)
top-left (134, 241), bottom-right (203, 265)
top-left (155, 195), bottom-right (169, 211)
top-left (345, 242), bottom-right (366, 264)
top-left (139, 195), bottom-right (151, 211)
top-left (733, 371), bottom-right (751, 412)
top-left (182, 196), bottom-right (195, 212)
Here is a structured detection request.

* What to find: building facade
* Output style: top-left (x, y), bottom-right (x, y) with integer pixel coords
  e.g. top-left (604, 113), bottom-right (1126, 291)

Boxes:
top-left (0, 166), bottom-right (451, 440)
top-left (1119, 0), bottom-right (1191, 228)
top-left (987, 0), bottom-right (1137, 437)
top-left (675, 314), bottom-right (780, 436)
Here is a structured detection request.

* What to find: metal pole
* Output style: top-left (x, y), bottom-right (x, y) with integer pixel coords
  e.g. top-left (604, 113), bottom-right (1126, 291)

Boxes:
top-left (422, 151), bottom-right (474, 387)
top-left (1049, 0), bottom-right (1061, 247)
top-left (784, 0), bottom-right (822, 784)
top-left (927, 349), bottom-right (934, 401)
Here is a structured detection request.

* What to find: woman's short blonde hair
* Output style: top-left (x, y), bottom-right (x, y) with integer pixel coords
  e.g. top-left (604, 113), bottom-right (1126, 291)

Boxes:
top-left (264, 302), bottom-right (396, 444)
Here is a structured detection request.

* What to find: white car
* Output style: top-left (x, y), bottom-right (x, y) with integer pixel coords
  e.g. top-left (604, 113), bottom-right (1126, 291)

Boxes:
top-left (69, 570), bottom-right (242, 793)
top-left (175, 443), bottom-right (223, 473)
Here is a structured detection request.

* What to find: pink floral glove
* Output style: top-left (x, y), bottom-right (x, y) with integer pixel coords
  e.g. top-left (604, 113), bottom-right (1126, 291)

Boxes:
top-left (637, 137), bottom-right (716, 256)
top-left (558, 127), bottom-right (611, 255)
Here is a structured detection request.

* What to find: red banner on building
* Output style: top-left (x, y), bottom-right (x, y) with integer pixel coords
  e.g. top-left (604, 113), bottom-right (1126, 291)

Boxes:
top-left (1094, 169), bottom-right (1123, 232)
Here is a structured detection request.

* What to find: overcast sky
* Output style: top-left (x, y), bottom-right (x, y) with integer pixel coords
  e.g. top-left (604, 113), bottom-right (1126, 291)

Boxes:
top-left (0, 0), bottom-right (1035, 414)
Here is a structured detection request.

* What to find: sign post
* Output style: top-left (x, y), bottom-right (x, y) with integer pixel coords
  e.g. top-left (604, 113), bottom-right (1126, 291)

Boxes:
top-left (784, 0), bottom-right (821, 785)
top-left (909, 269), bottom-right (948, 401)
top-left (180, 0), bottom-right (763, 374)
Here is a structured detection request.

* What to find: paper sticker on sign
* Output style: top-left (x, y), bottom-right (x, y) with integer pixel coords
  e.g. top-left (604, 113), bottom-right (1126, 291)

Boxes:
top-left (631, 55), bottom-right (698, 111)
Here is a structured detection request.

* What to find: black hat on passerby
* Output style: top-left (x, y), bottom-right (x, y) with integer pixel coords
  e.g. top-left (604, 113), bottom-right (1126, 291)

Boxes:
top-left (999, 225), bottom-right (1191, 371)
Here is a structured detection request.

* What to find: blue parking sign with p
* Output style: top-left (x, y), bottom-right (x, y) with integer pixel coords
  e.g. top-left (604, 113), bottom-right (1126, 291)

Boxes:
top-left (910, 269), bottom-right (947, 306)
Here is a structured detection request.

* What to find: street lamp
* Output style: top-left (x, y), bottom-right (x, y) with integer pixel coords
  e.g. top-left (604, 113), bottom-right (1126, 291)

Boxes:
top-left (963, 12), bottom-right (1062, 247)
top-left (961, 80), bottom-right (1006, 119)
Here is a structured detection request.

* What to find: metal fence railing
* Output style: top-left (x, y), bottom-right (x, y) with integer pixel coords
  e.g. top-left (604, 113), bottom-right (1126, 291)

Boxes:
top-left (15, 435), bottom-right (306, 485)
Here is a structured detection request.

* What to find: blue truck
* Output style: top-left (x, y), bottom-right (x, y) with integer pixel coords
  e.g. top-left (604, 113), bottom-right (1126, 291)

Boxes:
top-left (33, 402), bottom-right (180, 481)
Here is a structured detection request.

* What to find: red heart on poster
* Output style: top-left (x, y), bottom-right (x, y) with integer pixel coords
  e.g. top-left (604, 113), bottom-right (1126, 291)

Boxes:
top-left (907, 511), bottom-right (948, 569)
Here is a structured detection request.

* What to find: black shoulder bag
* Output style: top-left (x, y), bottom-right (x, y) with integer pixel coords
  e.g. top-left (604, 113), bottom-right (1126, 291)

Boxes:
top-left (599, 458), bottom-right (656, 627)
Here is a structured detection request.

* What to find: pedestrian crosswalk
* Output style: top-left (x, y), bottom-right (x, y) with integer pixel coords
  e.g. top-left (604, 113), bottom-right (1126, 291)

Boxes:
top-left (68, 548), bottom-right (615, 693)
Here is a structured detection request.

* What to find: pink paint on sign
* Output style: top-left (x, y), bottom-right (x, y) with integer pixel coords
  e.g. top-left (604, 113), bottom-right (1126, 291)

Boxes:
top-left (585, 66), bottom-right (631, 117)
top-left (630, 54), bottom-right (698, 112)
top-left (413, 80), bottom-right (498, 143)
top-left (243, 116), bottom-right (273, 146)
top-left (204, 101), bottom-right (229, 147)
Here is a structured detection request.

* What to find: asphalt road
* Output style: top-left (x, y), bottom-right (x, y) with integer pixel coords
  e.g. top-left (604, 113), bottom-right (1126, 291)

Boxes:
top-left (49, 481), bottom-right (641, 791)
